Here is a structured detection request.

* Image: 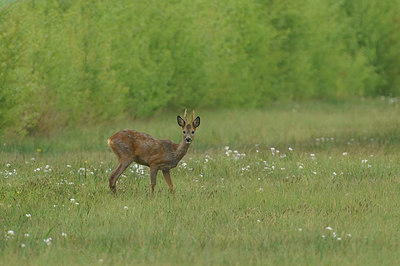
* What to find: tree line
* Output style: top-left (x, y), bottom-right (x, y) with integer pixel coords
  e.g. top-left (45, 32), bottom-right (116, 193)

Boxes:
top-left (1, 0), bottom-right (399, 135)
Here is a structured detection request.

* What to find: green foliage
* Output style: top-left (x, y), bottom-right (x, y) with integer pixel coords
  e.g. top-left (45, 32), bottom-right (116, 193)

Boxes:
top-left (0, 0), bottom-right (400, 135)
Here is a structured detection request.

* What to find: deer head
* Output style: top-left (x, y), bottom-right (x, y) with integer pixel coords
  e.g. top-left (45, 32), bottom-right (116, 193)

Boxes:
top-left (177, 109), bottom-right (200, 144)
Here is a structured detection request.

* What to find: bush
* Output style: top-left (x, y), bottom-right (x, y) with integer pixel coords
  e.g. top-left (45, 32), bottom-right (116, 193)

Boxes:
top-left (0, 0), bottom-right (399, 136)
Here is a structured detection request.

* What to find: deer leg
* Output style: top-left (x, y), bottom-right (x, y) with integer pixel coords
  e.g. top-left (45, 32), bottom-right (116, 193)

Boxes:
top-left (162, 170), bottom-right (174, 193)
top-left (109, 159), bottom-right (132, 193)
top-left (109, 163), bottom-right (122, 192)
top-left (150, 166), bottom-right (158, 193)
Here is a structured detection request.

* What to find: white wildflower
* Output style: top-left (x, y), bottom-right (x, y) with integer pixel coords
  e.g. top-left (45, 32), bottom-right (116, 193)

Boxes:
top-left (43, 237), bottom-right (52, 246)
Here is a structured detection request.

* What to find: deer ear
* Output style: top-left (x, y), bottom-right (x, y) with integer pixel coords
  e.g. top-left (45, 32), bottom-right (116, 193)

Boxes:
top-left (177, 116), bottom-right (186, 127)
top-left (193, 116), bottom-right (200, 128)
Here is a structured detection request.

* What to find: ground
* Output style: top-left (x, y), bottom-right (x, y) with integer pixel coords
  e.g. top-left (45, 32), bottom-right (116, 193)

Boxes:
top-left (1, 99), bottom-right (400, 265)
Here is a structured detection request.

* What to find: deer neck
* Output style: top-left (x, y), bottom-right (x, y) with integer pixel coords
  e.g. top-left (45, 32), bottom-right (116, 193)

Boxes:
top-left (174, 140), bottom-right (190, 162)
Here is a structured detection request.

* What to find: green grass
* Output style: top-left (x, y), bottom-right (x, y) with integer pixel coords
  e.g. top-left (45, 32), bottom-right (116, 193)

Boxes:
top-left (1, 99), bottom-right (400, 265)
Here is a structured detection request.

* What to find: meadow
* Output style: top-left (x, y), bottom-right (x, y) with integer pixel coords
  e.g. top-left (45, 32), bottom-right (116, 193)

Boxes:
top-left (1, 99), bottom-right (400, 265)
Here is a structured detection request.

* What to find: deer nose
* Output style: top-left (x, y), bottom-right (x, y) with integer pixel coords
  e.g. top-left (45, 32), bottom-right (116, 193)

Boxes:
top-left (185, 137), bottom-right (192, 143)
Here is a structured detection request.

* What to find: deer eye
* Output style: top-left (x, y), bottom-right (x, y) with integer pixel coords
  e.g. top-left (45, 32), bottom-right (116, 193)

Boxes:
top-left (183, 131), bottom-right (186, 134)
top-left (191, 131), bottom-right (195, 134)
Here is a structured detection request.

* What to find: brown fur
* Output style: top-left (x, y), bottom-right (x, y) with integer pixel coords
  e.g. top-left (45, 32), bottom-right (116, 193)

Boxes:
top-left (108, 110), bottom-right (200, 193)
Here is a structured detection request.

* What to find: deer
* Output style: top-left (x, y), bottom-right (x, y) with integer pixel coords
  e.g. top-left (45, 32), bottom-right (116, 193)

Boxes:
top-left (107, 109), bottom-right (200, 193)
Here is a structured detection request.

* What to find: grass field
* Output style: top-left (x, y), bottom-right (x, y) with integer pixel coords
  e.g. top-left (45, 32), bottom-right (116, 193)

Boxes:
top-left (1, 99), bottom-right (400, 265)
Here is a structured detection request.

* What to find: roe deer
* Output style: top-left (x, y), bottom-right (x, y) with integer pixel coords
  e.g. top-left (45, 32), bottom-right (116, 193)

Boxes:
top-left (107, 109), bottom-right (200, 193)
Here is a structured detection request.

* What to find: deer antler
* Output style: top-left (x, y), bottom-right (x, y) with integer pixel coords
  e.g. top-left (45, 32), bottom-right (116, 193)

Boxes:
top-left (191, 110), bottom-right (195, 123)
top-left (184, 109), bottom-right (188, 123)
